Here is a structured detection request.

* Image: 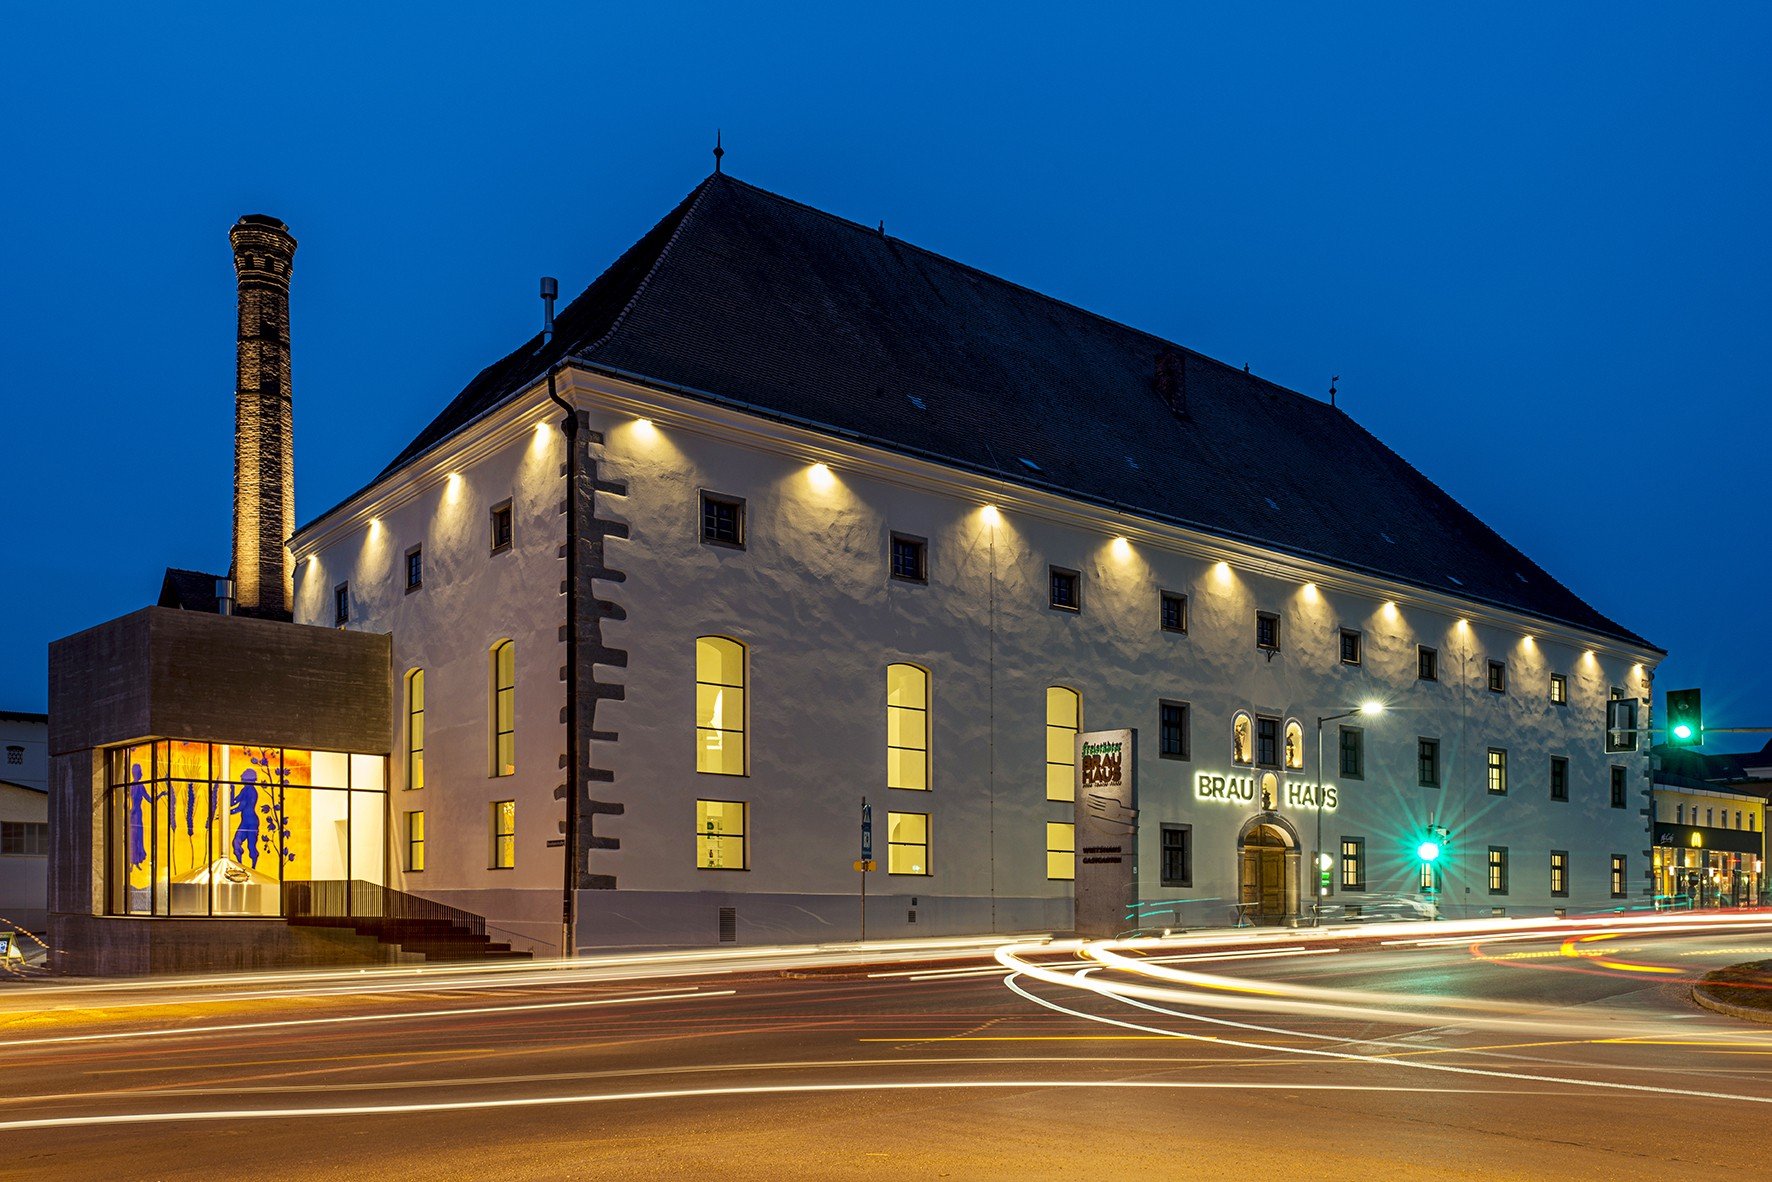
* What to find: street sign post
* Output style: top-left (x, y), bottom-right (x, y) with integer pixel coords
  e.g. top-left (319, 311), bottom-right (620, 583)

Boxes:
top-left (859, 798), bottom-right (873, 941)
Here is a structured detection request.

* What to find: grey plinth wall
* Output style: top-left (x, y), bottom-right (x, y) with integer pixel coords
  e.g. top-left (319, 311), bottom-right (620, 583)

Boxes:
top-left (47, 607), bottom-right (391, 975)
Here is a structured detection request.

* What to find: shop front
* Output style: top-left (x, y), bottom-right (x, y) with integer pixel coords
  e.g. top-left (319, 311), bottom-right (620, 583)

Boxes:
top-left (1652, 824), bottom-right (1765, 908)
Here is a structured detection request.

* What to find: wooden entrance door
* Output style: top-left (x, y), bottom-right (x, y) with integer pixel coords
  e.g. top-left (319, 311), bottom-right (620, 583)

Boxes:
top-left (1240, 828), bottom-right (1289, 925)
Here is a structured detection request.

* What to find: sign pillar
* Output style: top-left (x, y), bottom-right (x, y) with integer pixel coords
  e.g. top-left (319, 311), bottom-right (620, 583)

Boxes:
top-left (858, 799), bottom-right (873, 941)
top-left (1074, 729), bottom-right (1137, 938)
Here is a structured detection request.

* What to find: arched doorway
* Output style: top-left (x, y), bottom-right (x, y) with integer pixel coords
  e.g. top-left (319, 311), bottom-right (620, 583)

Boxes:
top-left (1237, 816), bottom-right (1300, 926)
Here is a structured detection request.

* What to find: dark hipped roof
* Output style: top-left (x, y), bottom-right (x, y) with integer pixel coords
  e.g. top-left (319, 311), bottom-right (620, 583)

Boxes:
top-left (158, 568), bottom-right (223, 614)
top-left (373, 173), bottom-right (1654, 649)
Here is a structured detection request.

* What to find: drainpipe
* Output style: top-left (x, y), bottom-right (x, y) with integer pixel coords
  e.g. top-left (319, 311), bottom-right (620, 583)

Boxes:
top-left (542, 278), bottom-right (579, 960)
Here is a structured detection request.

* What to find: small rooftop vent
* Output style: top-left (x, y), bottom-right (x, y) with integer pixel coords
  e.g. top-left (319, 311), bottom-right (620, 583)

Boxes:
top-left (906, 395), bottom-right (926, 410)
top-left (1017, 457), bottom-right (1042, 473)
top-left (1153, 348), bottom-right (1188, 418)
top-left (1447, 574), bottom-right (1465, 586)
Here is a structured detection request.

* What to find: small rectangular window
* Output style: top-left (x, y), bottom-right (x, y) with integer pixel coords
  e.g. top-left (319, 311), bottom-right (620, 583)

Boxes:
top-left (1488, 660), bottom-right (1507, 693)
top-left (1550, 849), bottom-right (1569, 897)
top-left (1256, 611), bottom-right (1281, 651)
top-left (490, 500), bottom-right (514, 553)
top-left (1049, 566), bottom-right (1080, 612)
top-left (1161, 824), bottom-right (1193, 887)
top-left (696, 799), bottom-right (748, 870)
top-left (1487, 748), bottom-right (1508, 794)
top-left (1339, 726), bottom-right (1364, 780)
top-left (1610, 766), bottom-right (1627, 809)
top-left (1549, 673), bottom-right (1567, 704)
top-left (0, 822), bottom-right (48, 856)
top-left (1340, 837), bottom-right (1366, 891)
top-left (1418, 738), bottom-right (1440, 788)
top-left (1549, 756), bottom-right (1569, 802)
top-left (1488, 846), bottom-right (1509, 894)
top-left (491, 800), bottom-right (515, 869)
top-left (1256, 716), bottom-right (1280, 768)
top-left (701, 491), bottom-right (745, 548)
top-left (1046, 821), bottom-right (1075, 881)
top-left (1610, 854), bottom-right (1627, 898)
top-left (1159, 701), bottom-right (1190, 760)
top-left (1418, 646), bottom-right (1439, 682)
top-left (887, 811), bottom-right (930, 875)
top-left (890, 533), bottom-right (927, 582)
top-left (1160, 591), bottom-right (1188, 634)
top-left (1339, 629), bottom-right (1362, 665)
top-left (405, 545), bottom-right (423, 592)
top-left (334, 582), bottom-right (349, 627)
top-left (406, 810), bottom-right (425, 872)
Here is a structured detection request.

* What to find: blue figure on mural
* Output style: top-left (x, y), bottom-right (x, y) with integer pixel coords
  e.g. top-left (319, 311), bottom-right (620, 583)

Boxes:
top-left (231, 769), bottom-right (263, 869)
top-left (127, 763), bottom-right (151, 870)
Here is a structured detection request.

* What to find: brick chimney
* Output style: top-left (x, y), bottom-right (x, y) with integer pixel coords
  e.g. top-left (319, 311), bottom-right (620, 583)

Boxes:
top-left (229, 215), bottom-right (297, 618)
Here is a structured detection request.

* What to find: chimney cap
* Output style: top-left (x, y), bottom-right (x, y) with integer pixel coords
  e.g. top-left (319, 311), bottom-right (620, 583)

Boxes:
top-left (235, 213), bottom-right (289, 231)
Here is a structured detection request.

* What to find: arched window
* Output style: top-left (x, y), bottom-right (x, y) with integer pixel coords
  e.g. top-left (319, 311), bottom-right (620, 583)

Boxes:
top-left (491, 641), bottom-right (515, 777)
top-left (1284, 719), bottom-right (1304, 771)
top-left (696, 637), bottom-right (747, 775)
top-left (1232, 712), bottom-right (1253, 765)
top-left (406, 669), bottom-right (425, 791)
top-left (1046, 687), bottom-right (1081, 802)
top-left (887, 664), bottom-right (930, 790)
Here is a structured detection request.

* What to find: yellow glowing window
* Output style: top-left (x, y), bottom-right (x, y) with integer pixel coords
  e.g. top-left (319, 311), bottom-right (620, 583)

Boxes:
top-left (406, 810), bottom-right (425, 872)
top-left (1047, 821), bottom-right (1075, 881)
top-left (887, 664), bottom-right (929, 791)
top-left (696, 637), bottom-right (747, 776)
top-left (696, 799), bottom-right (748, 870)
top-left (1232, 713), bottom-right (1253, 765)
top-left (888, 811), bottom-right (929, 875)
top-left (1046, 687), bottom-right (1081, 802)
top-left (491, 641), bottom-right (515, 777)
top-left (1284, 720), bottom-right (1304, 770)
top-left (491, 800), bottom-right (515, 868)
top-left (407, 669), bottom-right (425, 791)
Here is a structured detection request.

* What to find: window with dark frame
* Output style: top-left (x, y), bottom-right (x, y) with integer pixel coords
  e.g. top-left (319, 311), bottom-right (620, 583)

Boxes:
top-left (334, 583), bottom-right (349, 627)
top-left (405, 545), bottom-right (423, 592)
top-left (1550, 673), bottom-right (1568, 704)
top-left (490, 500), bottom-right (513, 553)
top-left (1488, 660), bottom-right (1507, 693)
top-left (0, 821), bottom-right (48, 856)
top-left (1160, 591), bottom-right (1188, 634)
top-left (1256, 611), bottom-right (1280, 651)
top-left (1256, 716), bottom-right (1280, 768)
top-left (1339, 837), bottom-right (1366, 890)
top-left (405, 811), bottom-right (425, 872)
top-left (1550, 756), bottom-right (1569, 802)
top-left (1418, 646), bottom-right (1439, 681)
top-left (1339, 726), bottom-right (1364, 779)
top-left (890, 533), bottom-right (927, 582)
top-left (1160, 824), bottom-right (1193, 887)
top-left (1487, 748), bottom-right (1508, 794)
top-left (1610, 854), bottom-right (1627, 898)
top-left (701, 492), bottom-right (745, 547)
top-left (1159, 701), bottom-right (1190, 760)
top-left (491, 800), bottom-right (515, 869)
top-left (1550, 849), bottom-right (1569, 896)
top-left (1418, 738), bottom-right (1440, 787)
top-left (1488, 846), bottom-right (1509, 894)
top-left (1049, 566), bottom-right (1080, 612)
top-left (1610, 766), bottom-right (1627, 809)
top-left (1339, 629), bottom-right (1362, 665)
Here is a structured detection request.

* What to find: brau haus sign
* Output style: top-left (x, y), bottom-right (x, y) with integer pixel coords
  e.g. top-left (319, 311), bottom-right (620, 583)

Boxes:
top-left (1074, 729), bottom-right (1136, 939)
top-left (1195, 771), bottom-right (1338, 812)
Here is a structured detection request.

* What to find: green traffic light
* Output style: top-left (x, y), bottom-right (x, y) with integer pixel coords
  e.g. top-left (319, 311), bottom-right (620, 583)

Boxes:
top-left (1672, 723), bottom-right (1693, 740)
top-left (1417, 840), bottom-right (1441, 863)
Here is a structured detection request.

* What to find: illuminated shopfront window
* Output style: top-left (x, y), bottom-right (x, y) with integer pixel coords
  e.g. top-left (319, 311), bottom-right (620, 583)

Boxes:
top-left (106, 741), bottom-right (386, 918)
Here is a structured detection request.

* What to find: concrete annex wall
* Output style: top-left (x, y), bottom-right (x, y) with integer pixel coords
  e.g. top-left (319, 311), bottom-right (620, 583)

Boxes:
top-left (295, 370), bottom-right (1660, 950)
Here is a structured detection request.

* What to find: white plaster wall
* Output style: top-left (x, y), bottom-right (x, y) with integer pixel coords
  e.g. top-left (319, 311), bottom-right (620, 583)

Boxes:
top-left (0, 718), bottom-right (48, 791)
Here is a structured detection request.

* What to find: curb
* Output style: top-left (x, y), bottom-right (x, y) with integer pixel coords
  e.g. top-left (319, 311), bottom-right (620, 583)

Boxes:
top-left (1692, 960), bottom-right (1772, 1025)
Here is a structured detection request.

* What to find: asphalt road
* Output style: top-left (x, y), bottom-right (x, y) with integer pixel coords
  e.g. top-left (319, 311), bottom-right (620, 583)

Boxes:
top-left (3, 915), bottom-right (1771, 1181)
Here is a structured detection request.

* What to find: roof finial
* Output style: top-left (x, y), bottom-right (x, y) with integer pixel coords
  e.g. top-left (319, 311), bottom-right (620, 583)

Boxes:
top-left (1329, 374), bottom-right (1340, 407)
top-left (713, 129), bottom-right (724, 174)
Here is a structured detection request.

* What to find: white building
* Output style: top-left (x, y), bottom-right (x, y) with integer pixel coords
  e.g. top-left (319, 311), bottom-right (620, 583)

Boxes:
top-left (0, 711), bottom-right (49, 932)
top-left (289, 174), bottom-right (1662, 954)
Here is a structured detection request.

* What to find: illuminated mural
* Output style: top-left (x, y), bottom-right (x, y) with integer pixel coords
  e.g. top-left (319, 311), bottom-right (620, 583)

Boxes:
top-left (107, 741), bottom-right (385, 918)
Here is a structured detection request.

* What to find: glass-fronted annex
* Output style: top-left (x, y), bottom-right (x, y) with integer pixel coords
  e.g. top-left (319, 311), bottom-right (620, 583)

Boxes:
top-left (107, 741), bottom-right (386, 918)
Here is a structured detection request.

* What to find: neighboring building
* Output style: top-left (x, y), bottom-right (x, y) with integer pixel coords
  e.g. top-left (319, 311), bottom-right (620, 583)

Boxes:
top-left (0, 712), bottom-right (48, 932)
top-left (52, 174), bottom-right (1664, 971)
top-left (1651, 742), bottom-right (1771, 907)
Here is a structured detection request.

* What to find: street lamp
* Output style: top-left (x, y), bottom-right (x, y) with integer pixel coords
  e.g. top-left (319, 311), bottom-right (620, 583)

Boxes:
top-left (1315, 701), bottom-right (1383, 925)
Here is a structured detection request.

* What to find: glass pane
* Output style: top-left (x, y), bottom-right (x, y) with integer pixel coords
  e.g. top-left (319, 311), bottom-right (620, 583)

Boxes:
top-left (496, 732), bottom-right (515, 777)
top-left (697, 833), bottom-right (745, 870)
top-left (351, 792), bottom-right (385, 886)
top-left (698, 800), bottom-right (744, 835)
top-left (696, 637), bottom-right (743, 686)
top-left (697, 684), bottom-right (745, 730)
top-left (697, 728), bottom-right (744, 775)
top-left (410, 670), bottom-right (424, 711)
top-left (887, 664), bottom-right (926, 709)
top-left (1046, 687), bottom-right (1078, 728)
top-left (410, 713), bottom-right (426, 753)
top-left (496, 641), bottom-right (515, 688)
top-left (351, 754), bottom-right (385, 792)
top-left (213, 777), bottom-right (280, 916)
top-left (293, 787), bottom-right (350, 881)
top-left (1047, 851), bottom-right (1074, 880)
top-left (887, 748), bottom-right (927, 791)
top-left (1046, 822), bottom-right (1074, 854)
top-left (888, 812), bottom-right (926, 844)
top-left (496, 689), bottom-right (515, 733)
top-left (410, 751), bottom-right (425, 792)
top-left (1046, 727), bottom-right (1075, 765)
top-left (887, 706), bottom-right (925, 750)
top-left (1046, 764), bottom-right (1074, 802)
top-left (888, 844), bottom-right (926, 875)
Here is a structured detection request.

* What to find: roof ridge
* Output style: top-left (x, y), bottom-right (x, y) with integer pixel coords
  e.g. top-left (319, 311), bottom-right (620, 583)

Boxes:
top-left (716, 174), bottom-right (1332, 414)
top-left (572, 174), bottom-right (722, 363)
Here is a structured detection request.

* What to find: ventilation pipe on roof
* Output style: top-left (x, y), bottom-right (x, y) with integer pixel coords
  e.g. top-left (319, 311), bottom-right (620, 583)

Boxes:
top-left (1153, 348), bottom-right (1187, 419)
top-left (540, 276), bottom-right (558, 347)
top-left (216, 577), bottom-right (235, 617)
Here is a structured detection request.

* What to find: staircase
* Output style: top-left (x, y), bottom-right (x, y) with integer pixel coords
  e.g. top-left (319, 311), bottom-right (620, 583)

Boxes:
top-left (285, 880), bottom-right (531, 963)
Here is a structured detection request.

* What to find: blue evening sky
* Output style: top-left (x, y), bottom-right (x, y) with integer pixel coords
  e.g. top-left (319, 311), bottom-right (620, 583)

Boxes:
top-left (3, 4), bottom-right (1767, 737)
